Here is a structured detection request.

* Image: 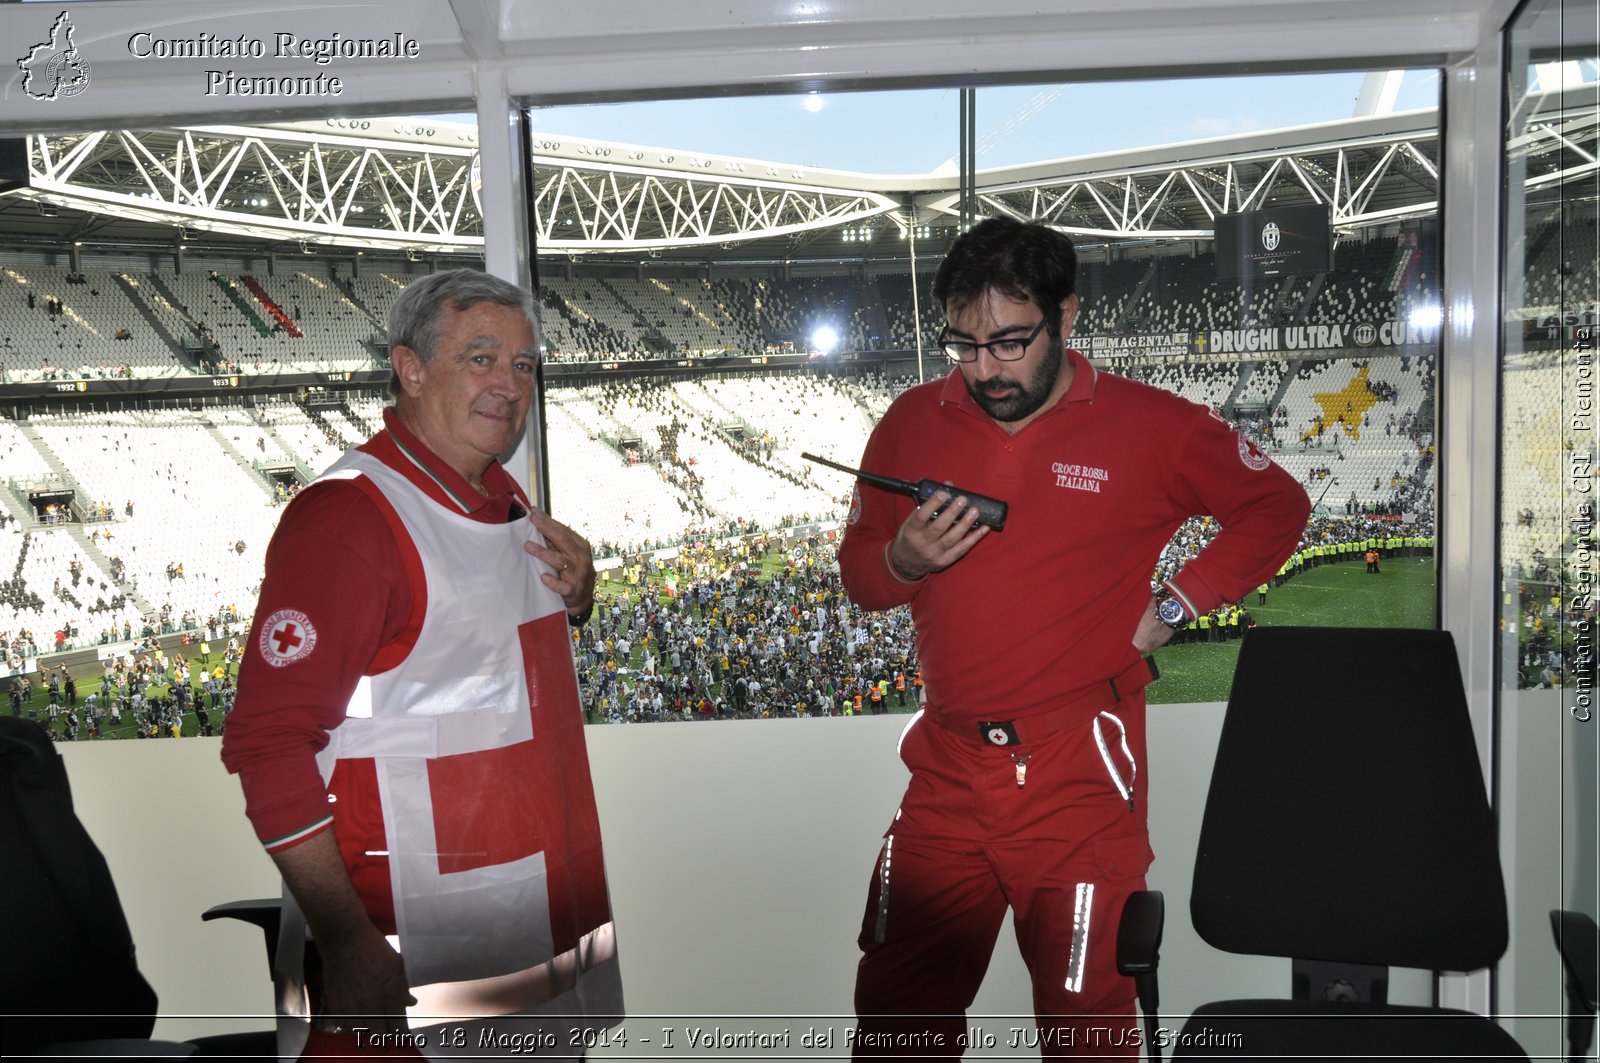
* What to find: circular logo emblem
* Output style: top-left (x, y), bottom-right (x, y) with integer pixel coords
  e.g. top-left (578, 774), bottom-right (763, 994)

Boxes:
top-left (986, 726), bottom-right (1012, 746)
top-left (46, 52), bottom-right (91, 98)
top-left (1237, 433), bottom-right (1272, 472)
top-left (259, 609), bottom-right (317, 668)
top-left (1261, 222), bottom-right (1281, 251)
top-left (1352, 322), bottom-right (1378, 347)
top-left (847, 484), bottom-right (862, 526)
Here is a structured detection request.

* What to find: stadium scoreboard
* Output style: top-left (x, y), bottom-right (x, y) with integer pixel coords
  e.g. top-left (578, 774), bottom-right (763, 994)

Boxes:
top-left (1214, 204), bottom-right (1332, 280)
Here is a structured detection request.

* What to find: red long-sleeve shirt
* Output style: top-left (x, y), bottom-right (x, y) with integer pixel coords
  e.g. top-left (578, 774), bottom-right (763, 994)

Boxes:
top-left (838, 351), bottom-right (1309, 721)
top-left (220, 409), bottom-right (527, 853)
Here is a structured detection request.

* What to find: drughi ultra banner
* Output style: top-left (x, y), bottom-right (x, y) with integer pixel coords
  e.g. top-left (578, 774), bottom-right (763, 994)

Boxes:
top-left (1081, 319), bottom-right (1443, 358)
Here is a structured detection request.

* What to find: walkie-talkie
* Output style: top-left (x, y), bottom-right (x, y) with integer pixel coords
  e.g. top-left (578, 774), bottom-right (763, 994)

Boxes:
top-left (803, 452), bottom-right (1008, 531)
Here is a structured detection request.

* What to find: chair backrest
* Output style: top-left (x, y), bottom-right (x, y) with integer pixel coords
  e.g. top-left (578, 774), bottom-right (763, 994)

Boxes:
top-left (0, 717), bottom-right (157, 1053)
top-left (1190, 627), bottom-right (1508, 973)
top-left (1552, 909), bottom-right (1599, 1012)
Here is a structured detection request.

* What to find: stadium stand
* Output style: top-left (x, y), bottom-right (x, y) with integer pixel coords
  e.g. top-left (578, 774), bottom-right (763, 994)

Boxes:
top-left (24, 408), bottom-right (278, 630)
top-left (0, 248), bottom-right (1458, 372)
top-left (1, 352), bottom-right (1435, 662)
top-left (0, 227), bottom-right (1472, 727)
top-left (0, 265), bottom-right (186, 378)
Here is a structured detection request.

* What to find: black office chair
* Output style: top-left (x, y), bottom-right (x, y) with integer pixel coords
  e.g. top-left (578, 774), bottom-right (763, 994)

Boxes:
top-left (201, 899), bottom-right (282, 981)
top-left (1117, 890), bottom-right (1166, 1060)
top-left (1168, 627), bottom-right (1527, 1060)
top-left (1551, 909), bottom-right (1598, 1063)
top-left (0, 717), bottom-right (275, 1060)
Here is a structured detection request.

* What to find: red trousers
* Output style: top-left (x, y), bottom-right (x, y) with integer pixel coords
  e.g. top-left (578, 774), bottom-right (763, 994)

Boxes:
top-left (853, 704), bottom-right (1152, 1060)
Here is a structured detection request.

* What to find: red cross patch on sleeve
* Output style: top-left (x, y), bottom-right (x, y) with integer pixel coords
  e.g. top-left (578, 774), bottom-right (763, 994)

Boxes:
top-left (1237, 432), bottom-right (1272, 471)
top-left (258, 609), bottom-right (318, 668)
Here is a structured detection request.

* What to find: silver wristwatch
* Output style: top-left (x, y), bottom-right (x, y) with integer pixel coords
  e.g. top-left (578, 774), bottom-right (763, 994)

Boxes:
top-left (1155, 594), bottom-right (1188, 629)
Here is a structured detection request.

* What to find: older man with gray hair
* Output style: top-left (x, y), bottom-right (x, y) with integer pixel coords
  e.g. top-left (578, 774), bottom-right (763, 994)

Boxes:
top-left (223, 269), bottom-right (622, 1060)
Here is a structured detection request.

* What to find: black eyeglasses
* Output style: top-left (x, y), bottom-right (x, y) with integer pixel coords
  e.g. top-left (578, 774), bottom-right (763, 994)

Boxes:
top-left (938, 319), bottom-right (1048, 363)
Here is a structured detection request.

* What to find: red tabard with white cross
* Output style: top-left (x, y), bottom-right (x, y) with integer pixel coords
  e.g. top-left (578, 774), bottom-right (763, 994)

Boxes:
top-left (272, 450), bottom-right (622, 1060)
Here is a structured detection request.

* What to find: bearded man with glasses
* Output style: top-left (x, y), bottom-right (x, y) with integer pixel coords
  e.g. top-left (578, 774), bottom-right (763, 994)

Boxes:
top-left (838, 217), bottom-right (1309, 1058)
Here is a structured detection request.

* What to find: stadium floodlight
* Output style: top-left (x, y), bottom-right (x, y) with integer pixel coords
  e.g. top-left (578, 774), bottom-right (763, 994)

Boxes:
top-left (1408, 305), bottom-right (1443, 330)
top-left (811, 325), bottom-right (839, 354)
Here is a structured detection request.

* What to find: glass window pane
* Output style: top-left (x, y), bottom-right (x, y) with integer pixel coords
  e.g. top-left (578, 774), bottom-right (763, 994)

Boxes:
top-left (528, 72), bottom-right (1440, 720)
top-left (1500, 0), bottom-right (1600, 1052)
top-left (0, 111), bottom-right (478, 736)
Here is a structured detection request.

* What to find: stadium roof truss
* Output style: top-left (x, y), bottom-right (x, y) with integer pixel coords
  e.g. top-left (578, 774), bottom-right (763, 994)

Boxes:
top-left (1510, 105), bottom-right (1600, 195)
top-left (21, 124), bottom-right (485, 253)
top-left (926, 127), bottom-right (1444, 240)
top-left (14, 122), bottom-right (902, 256)
top-left (6, 104), bottom-right (1596, 257)
top-left (530, 158), bottom-right (901, 252)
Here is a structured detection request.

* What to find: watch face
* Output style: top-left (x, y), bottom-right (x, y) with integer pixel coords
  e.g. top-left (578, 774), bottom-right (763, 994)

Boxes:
top-left (1158, 597), bottom-right (1185, 625)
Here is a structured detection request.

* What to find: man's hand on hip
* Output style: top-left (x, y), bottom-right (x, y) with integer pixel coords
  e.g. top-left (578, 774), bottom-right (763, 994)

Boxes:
top-left (1131, 596), bottom-right (1179, 655)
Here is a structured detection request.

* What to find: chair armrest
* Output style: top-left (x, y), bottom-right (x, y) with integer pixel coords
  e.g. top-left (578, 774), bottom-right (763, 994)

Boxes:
top-left (202, 898), bottom-right (283, 978)
top-left (1550, 909), bottom-right (1599, 1011)
top-left (1117, 889), bottom-right (1165, 977)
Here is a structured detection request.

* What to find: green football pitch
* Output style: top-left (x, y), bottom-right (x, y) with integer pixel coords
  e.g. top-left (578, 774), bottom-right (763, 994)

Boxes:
top-left (10, 554), bottom-right (1433, 733)
top-left (10, 662), bottom-right (238, 741)
top-left (1147, 555), bottom-right (1435, 704)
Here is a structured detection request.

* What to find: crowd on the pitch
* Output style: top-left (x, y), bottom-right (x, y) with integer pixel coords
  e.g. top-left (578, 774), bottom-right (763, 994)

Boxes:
top-left (8, 636), bottom-right (239, 741)
top-left (10, 505), bottom-right (1444, 737)
top-left (571, 510), bottom-right (1440, 725)
top-left (575, 534), bottom-right (920, 723)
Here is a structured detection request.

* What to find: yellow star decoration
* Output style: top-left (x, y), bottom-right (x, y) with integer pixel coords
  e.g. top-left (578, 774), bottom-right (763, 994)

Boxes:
top-left (1307, 366), bottom-right (1379, 442)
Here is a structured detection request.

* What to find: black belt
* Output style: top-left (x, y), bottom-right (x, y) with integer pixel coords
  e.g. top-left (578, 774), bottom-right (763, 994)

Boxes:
top-left (929, 655), bottom-right (1159, 747)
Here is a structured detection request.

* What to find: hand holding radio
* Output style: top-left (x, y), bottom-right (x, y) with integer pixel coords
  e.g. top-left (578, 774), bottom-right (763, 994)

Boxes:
top-left (889, 486), bottom-right (992, 581)
top-left (802, 452), bottom-right (1008, 530)
top-left (803, 452), bottom-right (1004, 580)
